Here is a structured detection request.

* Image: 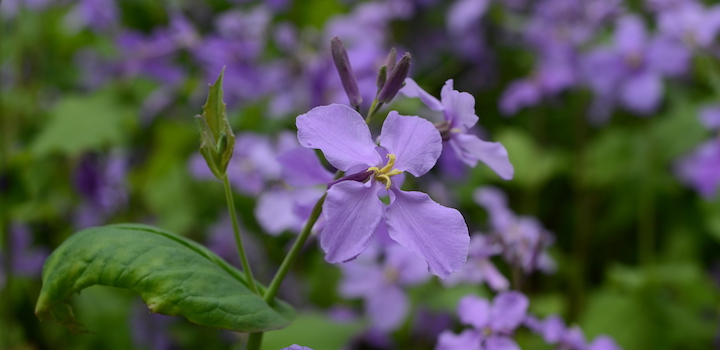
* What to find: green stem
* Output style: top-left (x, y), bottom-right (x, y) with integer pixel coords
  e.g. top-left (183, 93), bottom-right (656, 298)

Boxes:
top-left (246, 332), bottom-right (264, 350)
top-left (263, 192), bottom-right (327, 304)
top-left (365, 100), bottom-right (384, 123)
top-left (222, 175), bottom-right (259, 295)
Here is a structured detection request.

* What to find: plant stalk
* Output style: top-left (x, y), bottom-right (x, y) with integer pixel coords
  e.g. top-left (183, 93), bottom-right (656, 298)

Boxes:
top-left (222, 175), bottom-right (260, 295)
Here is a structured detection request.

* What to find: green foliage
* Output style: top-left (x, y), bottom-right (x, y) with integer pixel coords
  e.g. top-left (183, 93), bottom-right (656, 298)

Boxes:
top-left (35, 224), bottom-right (295, 333)
top-left (494, 128), bottom-right (567, 189)
top-left (260, 313), bottom-right (365, 350)
top-left (30, 90), bottom-right (133, 157)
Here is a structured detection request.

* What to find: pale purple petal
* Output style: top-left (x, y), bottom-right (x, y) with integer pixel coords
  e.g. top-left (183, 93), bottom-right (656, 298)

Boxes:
top-left (614, 15), bottom-right (647, 55)
top-left (499, 79), bottom-right (541, 116)
top-left (281, 345), bottom-right (314, 350)
top-left (619, 71), bottom-right (663, 114)
top-left (400, 78), bottom-right (444, 111)
top-left (646, 36), bottom-right (690, 77)
top-left (321, 181), bottom-right (384, 263)
top-left (386, 189), bottom-right (469, 278)
top-left (485, 336), bottom-right (521, 350)
top-left (297, 104), bottom-right (381, 171)
top-left (447, 0), bottom-right (490, 35)
top-left (700, 104), bottom-right (720, 130)
top-left (541, 315), bottom-right (566, 343)
top-left (255, 189), bottom-right (299, 235)
top-left (385, 244), bottom-right (432, 285)
top-left (490, 291), bottom-right (529, 332)
top-left (562, 325), bottom-right (587, 349)
top-left (448, 134), bottom-right (514, 180)
top-left (339, 260), bottom-right (385, 298)
top-left (675, 139), bottom-right (720, 198)
top-left (277, 147), bottom-right (334, 186)
top-left (479, 260), bottom-right (510, 291)
top-left (473, 187), bottom-right (514, 232)
top-left (457, 295), bottom-right (490, 329)
top-left (588, 335), bottom-right (622, 350)
top-left (436, 329), bottom-right (483, 350)
top-left (367, 284), bottom-right (408, 331)
top-left (441, 80), bottom-right (479, 131)
top-left (379, 111), bottom-right (442, 177)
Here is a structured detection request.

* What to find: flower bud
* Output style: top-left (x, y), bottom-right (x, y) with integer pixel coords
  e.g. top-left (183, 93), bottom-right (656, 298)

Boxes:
top-left (385, 47), bottom-right (397, 73)
top-left (377, 52), bottom-right (411, 103)
top-left (196, 68), bottom-right (235, 180)
top-left (376, 65), bottom-right (387, 91)
top-left (331, 37), bottom-right (362, 108)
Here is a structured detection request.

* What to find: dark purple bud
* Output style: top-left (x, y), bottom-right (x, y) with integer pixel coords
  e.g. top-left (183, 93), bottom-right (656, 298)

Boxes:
top-left (331, 37), bottom-right (362, 108)
top-left (327, 170), bottom-right (373, 188)
top-left (385, 47), bottom-right (397, 73)
top-left (434, 121), bottom-right (452, 141)
top-left (375, 65), bottom-right (387, 90)
top-left (377, 52), bottom-right (411, 103)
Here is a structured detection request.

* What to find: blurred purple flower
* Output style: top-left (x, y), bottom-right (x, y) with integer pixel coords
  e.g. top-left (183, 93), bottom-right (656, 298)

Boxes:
top-left (0, 223), bottom-right (49, 288)
top-left (524, 0), bottom-right (621, 48)
top-left (401, 79), bottom-right (514, 180)
top-left (525, 314), bottom-right (622, 350)
top-left (657, 1), bottom-right (720, 49)
top-left (500, 44), bottom-right (577, 115)
top-left (700, 104), bottom-right (720, 129)
top-left (582, 15), bottom-right (690, 123)
top-left (281, 346), bottom-right (314, 350)
top-left (474, 186), bottom-right (556, 274)
top-left (0, 0), bottom-right (56, 18)
top-left (297, 104), bottom-right (469, 278)
top-left (442, 234), bottom-right (509, 291)
top-left (130, 300), bottom-right (176, 350)
top-left (64, 0), bottom-right (119, 32)
top-left (117, 30), bottom-right (185, 86)
top-left (190, 133), bottom-right (282, 196)
top-left (676, 138), bottom-right (720, 199)
top-left (436, 292), bottom-right (529, 350)
top-left (339, 241), bottom-right (431, 331)
top-left (73, 153), bottom-right (129, 228)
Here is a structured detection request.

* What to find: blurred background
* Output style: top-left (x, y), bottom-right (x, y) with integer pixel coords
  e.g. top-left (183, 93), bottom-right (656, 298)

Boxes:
top-left (1, 0), bottom-right (719, 349)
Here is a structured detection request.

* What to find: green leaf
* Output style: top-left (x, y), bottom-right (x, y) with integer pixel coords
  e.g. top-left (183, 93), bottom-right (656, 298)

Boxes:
top-left (35, 223), bottom-right (294, 333)
top-left (31, 91), bottom-right (130, 157)
top-left (494, 128), bottom-right (567, 189)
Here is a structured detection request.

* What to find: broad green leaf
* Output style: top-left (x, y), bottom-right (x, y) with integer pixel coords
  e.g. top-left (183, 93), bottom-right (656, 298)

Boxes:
top-left (31, 91), bottom-right (131, 157)
top-left (35, 223), bottom-right (294, 333)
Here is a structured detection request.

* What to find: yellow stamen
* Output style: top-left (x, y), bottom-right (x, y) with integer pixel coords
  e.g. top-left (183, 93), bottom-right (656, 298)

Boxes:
top-left (367, 154), bottom-right (403, 189)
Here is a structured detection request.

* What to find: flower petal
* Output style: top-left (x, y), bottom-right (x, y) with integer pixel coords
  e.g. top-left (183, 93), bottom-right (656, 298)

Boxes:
top-left (436, 329), bottom-right (482, 350)
top-left (255, 188), bottom-right (299, 235)
top-left (320, 180), bottom-right (384, 263)
top-left (441, 80), bottom-right (479, 131)
top-left (385, 189), bottom-right (469, 278)
top-left (385, 244), bottom-right (432, 286)
top-left (490, 291), bottom-right (529, 333)
top-left (400, 78), bottom-right (444, 111)
top-left (485, 336), bottom-right (521, 350)
top-left (277, 146), bottom-right (334, 187)
top-left (619, 70), bottom-right (662, 115)
top-left (367, 285), bottom-right (408, 331)
top-left (448, 133), bottom-right (514, 180)
top-left (297, 104), bottom-right (381, 171)
top-left (457, 294), bottom-right (490, 329)
top-left (379, 111), bottom-right (442, 177)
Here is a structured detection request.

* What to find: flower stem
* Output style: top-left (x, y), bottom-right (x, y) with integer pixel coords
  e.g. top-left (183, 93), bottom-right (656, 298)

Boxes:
top-left (263, 192), bottom-right (328, 303)
top-left (246, 332), bottom-right (264, 350)
top-left (365, 99), bottom-right (384, 123)
top-left (222, 175), bottom-right (260, 295)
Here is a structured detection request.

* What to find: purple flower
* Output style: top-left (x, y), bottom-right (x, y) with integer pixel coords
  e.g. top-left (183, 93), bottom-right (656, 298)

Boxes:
top-left (339, 241), bottom-right (431, 331)
top-left (400, 79), bottom-right (514, 180)
top-left (442, 234), bottom-right (509, 291)
top-left (474, 187), bottom-right (555, 274)
top-left (0, 223), bottom-right (48, 288)
top-left (436, 292), bottom-right (529, 350)
top-left (297, 104), bottom-right (469, 278)
top-left (657, 1), bottom-right (720, 48)
top-left (700, 104), bottom-right (720, 129)
top-left (581, 15), bottom-right (689, 122)
top-left (676, 139), bottom-right (720, 199)
top-left (525, 314), bottom-right (622, 350)
top-left (281, 346), bottom-right (314, 350)
top-left (64, 0), bottom-right (119, 32)
top-left (73, 153), bottom-right (129, 228)
top-left (130, 300), bottom-right (176, 350)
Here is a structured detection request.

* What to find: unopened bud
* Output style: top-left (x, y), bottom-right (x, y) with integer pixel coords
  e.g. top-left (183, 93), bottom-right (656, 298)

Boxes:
top-left (377, 52), bottom-right (411, 103)
top-left (196, 68), bottom-right (235, 180)
top-left (376, 65), bottom-right (387, 91)
top-left (385, 47), bottom-right (397, 73)
top-left (331, 37), bottom-right (362, 108)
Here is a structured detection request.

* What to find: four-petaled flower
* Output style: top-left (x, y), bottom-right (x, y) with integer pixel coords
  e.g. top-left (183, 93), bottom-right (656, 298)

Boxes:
top-left (296, 104), bottom-right (469, 278)
top-left (400, 78), bottom-right (514, 180)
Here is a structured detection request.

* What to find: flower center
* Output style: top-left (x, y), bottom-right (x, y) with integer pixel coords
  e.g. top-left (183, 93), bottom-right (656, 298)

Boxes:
top-left (367, 154), bottom-right (403, 190)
